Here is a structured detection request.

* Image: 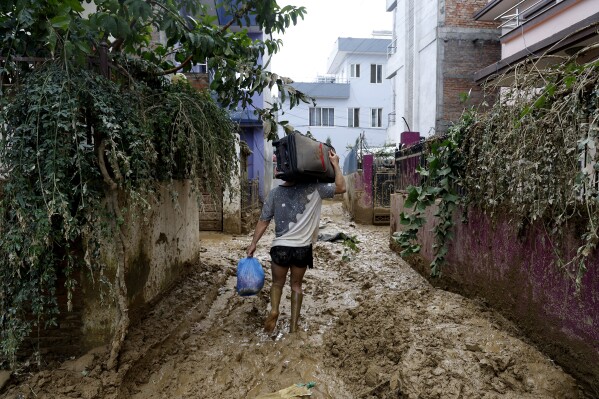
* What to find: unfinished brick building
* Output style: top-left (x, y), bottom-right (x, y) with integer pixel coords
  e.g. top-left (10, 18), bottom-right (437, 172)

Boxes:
top-left (385, 0), bottom-right (501, 141)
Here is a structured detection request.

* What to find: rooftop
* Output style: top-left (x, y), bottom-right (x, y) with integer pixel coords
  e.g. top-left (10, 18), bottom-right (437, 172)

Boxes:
top-left (291, 82), bottom-right (350, 99)
top-left (327, 37), bottom-right (391, 74)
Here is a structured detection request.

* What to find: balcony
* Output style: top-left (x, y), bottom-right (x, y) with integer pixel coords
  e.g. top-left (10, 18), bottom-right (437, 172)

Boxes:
top-left (496, 0), bottom-right (555, 31)
top-left (387, 38), bottom-right (397, 58)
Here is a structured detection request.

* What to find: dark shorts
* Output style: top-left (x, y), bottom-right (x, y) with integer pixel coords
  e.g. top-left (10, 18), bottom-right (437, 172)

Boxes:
top-left (270, 245), bottom-right (313, 268)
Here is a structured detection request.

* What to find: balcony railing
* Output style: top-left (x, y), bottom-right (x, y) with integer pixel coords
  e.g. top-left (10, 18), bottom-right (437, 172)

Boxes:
top-left (387, 38), bottom-right (397, 58)
top-left (314, 75), bottom-right (348, 84)
top-left (497, 0), bottom-right (554, 30)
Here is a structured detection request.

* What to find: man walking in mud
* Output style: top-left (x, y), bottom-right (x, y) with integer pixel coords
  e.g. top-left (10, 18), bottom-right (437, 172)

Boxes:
top-left (246, 149), bottom-right (346, 334)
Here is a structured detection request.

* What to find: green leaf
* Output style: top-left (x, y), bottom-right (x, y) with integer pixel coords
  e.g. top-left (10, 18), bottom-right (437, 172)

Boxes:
top-left (51, 15), bottom-right (71, 29)
top-left (64, 0), bottom-right (85, 12)
top-left (564, 75), bottom-right (576, 89)
top-left (439, 167), bottom-right (452, 176)
top-left (116, 18), bottom-right (131, 37)
top-left (101, 15), bottom-right (117, 35)
top-left (443, 193), bottom-right (459, 203)
top-left (533, 94), bottom-right (546, 109)
top-left (47, 30), bottom-right (58, 53)
top-left (75, 40), bottom-right (91, 54)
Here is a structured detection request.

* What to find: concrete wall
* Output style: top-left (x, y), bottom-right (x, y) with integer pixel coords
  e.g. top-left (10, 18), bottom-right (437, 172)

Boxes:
top-left (80, 180), bottom-right (202, 350)
top-left (223, 135), bottom-right (242, 234)
top-left (390, 193), bottom-right (599, 389)
top-left (343, 155), bottom-right (374, 224)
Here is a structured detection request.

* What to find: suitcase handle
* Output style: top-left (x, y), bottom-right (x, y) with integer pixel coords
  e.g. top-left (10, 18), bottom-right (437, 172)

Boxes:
top-left (281, 142), bottom-right (290, 167)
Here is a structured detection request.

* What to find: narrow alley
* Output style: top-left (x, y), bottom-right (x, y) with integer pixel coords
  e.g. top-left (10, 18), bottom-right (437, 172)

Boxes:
top-left (1, 201), bottom-right (581, 399)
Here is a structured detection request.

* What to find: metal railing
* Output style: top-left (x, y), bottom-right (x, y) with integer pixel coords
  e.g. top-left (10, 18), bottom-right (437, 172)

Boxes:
top-left (497, 0), bottom-right (552, 30)
top-left (314, 75), bottom-right (348, 84)
top-left (394, 136), bottom-right (466, 196)
top-left (241, 178), bottom-right (260, 214)
top-left (387, 38), bottom-right (397, 58)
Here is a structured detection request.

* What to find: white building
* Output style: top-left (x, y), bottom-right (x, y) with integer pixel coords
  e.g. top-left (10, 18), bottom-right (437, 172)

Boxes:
top-left (278, 37), bottom-right (394, 167)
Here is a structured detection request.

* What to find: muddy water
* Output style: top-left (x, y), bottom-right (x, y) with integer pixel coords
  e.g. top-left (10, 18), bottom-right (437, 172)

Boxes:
top-left (0, 201), bottom-right (583, 398)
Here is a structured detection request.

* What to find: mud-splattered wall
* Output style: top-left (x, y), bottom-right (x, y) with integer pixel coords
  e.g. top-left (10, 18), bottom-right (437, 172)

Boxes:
top-left (390, 194), bottom-right (599, 390)
top-left (343, 155), bottom-right (374, 224)
top-left (80, 180), bottom-right (201, 350)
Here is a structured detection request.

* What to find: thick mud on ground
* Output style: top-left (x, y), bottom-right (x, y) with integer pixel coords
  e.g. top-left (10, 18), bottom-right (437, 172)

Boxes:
top-left (0, 201), bottom-right (584, 398)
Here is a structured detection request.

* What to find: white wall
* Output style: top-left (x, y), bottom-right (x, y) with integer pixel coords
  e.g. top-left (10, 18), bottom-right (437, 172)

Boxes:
top-left (387, 0), bottom-right (439, 142)
top-left (417, 40), bottom-right (437, 136)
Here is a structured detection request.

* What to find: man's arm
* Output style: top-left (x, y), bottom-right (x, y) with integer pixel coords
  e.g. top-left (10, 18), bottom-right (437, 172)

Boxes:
top-left (246, 219), bottom-right (270, 257)
top-left (329, 150), bottom-right (346, 194)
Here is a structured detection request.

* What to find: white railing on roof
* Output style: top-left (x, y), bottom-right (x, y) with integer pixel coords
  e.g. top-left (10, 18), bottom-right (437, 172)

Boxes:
top-left (496, 0), bottom-right (552, 30)
top-left (314, 75), bottom-right (348, 84)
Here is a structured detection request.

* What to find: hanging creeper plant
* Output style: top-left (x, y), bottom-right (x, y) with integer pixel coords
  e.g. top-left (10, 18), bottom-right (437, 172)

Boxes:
top-left (0, 0), bottom-right (311, 370)
top-left (393, 109), bottom-right (473, 277)
top-left (0, 63), bottom-right (237, 369)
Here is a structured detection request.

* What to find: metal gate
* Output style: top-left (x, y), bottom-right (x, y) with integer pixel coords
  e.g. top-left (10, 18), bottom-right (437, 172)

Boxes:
top-left (199, 189), bottom-right (223, 231)
top-left (372, 157), bottom-right (395, 225)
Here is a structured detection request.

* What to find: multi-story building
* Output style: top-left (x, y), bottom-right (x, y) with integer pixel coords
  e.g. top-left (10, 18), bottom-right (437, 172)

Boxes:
top-left (196, 1), bottom-right (273, 202)
top-left (474, 0), bottom-right (599, 84)
top-left (385, 0), bottom-right (501, 142)
top-left (278, 37), bottom-right (394, 168)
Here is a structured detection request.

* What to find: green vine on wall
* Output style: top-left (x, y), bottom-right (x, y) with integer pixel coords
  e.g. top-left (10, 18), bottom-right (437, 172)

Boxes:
top-left (393, 110), bottom-right (472, 277)
top-left (0, 62), bottom-right (236, 368)
top-left (394, 50), bottom-right (599, 288)
top-left (0, 0), bottom-right (312, 370)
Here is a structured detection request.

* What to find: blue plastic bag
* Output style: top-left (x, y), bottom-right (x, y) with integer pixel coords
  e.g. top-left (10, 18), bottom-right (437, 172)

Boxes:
top-left (236, 257), bottom-right (265, 296)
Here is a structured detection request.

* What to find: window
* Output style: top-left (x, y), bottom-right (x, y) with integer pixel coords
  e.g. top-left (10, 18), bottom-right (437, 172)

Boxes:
top-left (371, 108), bottom-right (383, 127)
top-left (348, 108), bottom-right (360, 127)
top-left (350, 64), bottom-right (360, 78)
top-left (309, 107), bottom-right (334, 126)
top-left (370, 64), bottom-right (382, 83)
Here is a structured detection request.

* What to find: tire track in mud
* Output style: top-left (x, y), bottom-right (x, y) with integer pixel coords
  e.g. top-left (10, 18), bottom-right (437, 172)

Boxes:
top-left (115, 261), bottom-right (232, 398)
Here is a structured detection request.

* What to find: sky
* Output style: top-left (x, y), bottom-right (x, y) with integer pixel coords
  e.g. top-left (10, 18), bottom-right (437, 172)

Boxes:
top-left (270, 0), bottom-right (393, 82)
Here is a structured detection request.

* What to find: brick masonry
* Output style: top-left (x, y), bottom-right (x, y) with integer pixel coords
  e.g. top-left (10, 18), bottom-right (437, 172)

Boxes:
top-left (25, 275), bottom-right (85, 361)
top-left (443, 0), bottom-right (498, 29)
top-left (437, 0), bottom-right (501, 133)
top-left (439, 37), bottom-right (501, 132)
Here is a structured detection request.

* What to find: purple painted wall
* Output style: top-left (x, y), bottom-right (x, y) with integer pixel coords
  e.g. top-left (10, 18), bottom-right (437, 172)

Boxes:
top-left (239, 127), bottom-right (266, 200)
top-left (390, 193), bottom-right (599, 389)
top-left (400, 131), bottom-right (421, 147)
top-left (235, 31), bottom-right (268, 200)
top-left (342, 155), bottom-right (374, 224)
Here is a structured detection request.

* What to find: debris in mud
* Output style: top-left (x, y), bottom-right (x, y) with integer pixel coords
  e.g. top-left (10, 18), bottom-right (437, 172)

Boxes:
top-left (255, 382), bottom-right (315, 398)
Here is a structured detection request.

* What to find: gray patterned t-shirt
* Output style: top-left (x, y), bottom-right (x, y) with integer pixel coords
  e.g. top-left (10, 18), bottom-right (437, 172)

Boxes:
top-left (260, 182), bottom-right (335, 247)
